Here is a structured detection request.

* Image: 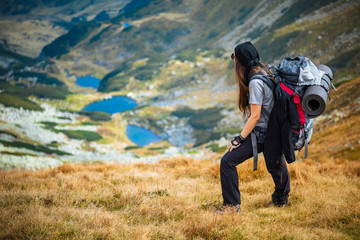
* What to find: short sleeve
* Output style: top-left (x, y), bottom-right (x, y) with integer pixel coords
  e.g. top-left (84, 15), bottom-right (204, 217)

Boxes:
top-left (249, 79), bottom-right (264, 105)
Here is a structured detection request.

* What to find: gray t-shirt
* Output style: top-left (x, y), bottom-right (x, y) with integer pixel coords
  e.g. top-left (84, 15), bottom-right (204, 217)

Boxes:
top-left (249, 78), bottom-right (274, 128)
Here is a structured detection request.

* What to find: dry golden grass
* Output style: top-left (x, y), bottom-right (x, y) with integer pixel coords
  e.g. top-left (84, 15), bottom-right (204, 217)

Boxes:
top-left (0, 154), bottom-right (359, 240)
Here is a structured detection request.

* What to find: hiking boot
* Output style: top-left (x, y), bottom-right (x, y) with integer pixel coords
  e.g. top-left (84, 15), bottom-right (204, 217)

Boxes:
top-left (266, 200), bottom-right (287, 207)
top-left (216, 204), bottom-right (241, 214)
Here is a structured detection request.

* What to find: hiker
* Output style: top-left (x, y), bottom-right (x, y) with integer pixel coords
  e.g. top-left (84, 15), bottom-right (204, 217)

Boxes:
top-left (219, 42), bottom-right (286, 213)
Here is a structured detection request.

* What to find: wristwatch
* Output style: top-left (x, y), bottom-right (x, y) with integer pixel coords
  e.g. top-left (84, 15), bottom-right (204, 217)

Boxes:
top-left (231, 134), bottom-right (245, 146)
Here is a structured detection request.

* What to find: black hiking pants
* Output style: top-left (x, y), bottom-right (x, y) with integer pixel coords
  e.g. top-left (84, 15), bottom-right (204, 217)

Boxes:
top-left (220, 135), bottom-right (290, 206)
top-left (265, 154), bottom-right (290, 205)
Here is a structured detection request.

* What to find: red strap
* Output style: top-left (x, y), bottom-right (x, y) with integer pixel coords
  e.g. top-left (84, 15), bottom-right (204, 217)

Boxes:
top-left (280, 83), bottom-right (306, 125)
top-left (280, 82), bottom-right (294, 95)
top-left (296, 100), bottom-right (306, 125)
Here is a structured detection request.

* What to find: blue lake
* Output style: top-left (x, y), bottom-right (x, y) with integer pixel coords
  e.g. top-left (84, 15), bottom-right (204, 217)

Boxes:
top-left (76, 75), bottom-right (101, 89)
top-left (126, 124), bottom-right (162, 146)
top-left (83, 96), bottom-right (138, 114)
top-left (64, 69), bottom-right (101, 89)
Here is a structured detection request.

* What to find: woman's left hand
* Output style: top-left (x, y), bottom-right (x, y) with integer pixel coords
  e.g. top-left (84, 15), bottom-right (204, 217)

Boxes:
top-left (227, 140), bottom-right (240, 152)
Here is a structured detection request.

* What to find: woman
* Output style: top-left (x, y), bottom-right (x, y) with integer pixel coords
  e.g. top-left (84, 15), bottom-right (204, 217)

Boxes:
top-left (219, 42), bottom-right (287, 213)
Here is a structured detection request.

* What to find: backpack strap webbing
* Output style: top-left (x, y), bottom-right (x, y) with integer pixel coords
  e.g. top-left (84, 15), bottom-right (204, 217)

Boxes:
top-left (251, 131), bottom-right (258, 171)
top-left (250, 74), bottom-right (276, 92)
top-left (304, 131), bottom-right (308, 159)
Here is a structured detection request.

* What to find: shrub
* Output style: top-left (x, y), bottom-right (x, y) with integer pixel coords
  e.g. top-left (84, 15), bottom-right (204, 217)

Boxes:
top-left (176, 49), bottom-right (198, 62)
top-left (60, 130), bottom-right (102, 141)
top-left (0, 93), bottom-right (42, 111)
top-left (80, 111), bottom-right (112, 122)
top-left (0, 140), bottom-right (71, 155)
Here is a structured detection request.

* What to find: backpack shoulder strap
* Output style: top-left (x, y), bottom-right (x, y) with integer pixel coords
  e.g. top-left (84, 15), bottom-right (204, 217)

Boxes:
top-left (250, 73), bottom-right (276, 92)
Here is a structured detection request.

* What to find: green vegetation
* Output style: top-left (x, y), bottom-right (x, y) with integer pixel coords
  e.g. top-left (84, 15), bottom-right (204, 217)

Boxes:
top-left (39, 121), bottom-right (102, 141)
top-left (0, 81), bottom-right (70, 100)
top-left (206, 143), bottom-right (227, 153)
top-left (148, 146), bottom-right (168, 150)
top-left (57, 116), bottom-right (72, 120)
top-left (0, 93), bottom-right (42, 111)
top-left (0, 0), bottom-right (73, 15)
top-left (39, 121), bottom-right (57, 131)
top-left (117, 0), bottom-right (184, 20)
top-left (270, 0), bottom-right (337, 31)
top-left (172, 106), bottom-right (224, 146)
top-left (0, 130), bottom-right (18, 139)
top-left (202, 48), bottom-right (225, 58)
top-left (118, 0), bottom-right (155, 19)
top-left (176, 49), bottom-right (198, 62)
top-left (26, 85), bottom-right (70, 99)
top-left (171, 106), bottom-right (197, 118)
top-left (46, 141), bottom-right (60, 148)
top-left (99, 55), bottom-right (167, 92)
top-left (237, 6), bottom-right (255, 23)
top-left (193, 130), bottom-right (221, 147)
top-left (172, 106), bottom-right (224, 129)
top-left (326, 47), bottom-right (360, 79)
top-left (88, 26), bottom-right (112, 45)
top-left (0, 140), bottom-right (71, 156)
top-left (42, 22), bottom-right (101, 58)
top-left (125, 146), bottom-right (142, 150)
top-left (12, 72), bottom-right (63, 86)
top-left (81, 121), bottom-right (98, 126)
top-left (215, 128), bottom-right (243, 135)
top-left (0, 45), bottom-right (37, 66)
top-left (247, 26), bottom-right (268, 40)
top-left (256, 31), bottom-right (300, 61)
top-left (61, 130), bottom-right (102, 141)
top-left (80, 111), bottom-right (112, 122)
top-left (0, 151), bottom-right (37, 157)
top-left (98, 63), bottom-right (129, 92)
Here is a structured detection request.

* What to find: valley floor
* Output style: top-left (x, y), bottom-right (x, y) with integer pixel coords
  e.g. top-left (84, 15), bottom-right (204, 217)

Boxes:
top-left (0, 154), bottom-right (359, 239)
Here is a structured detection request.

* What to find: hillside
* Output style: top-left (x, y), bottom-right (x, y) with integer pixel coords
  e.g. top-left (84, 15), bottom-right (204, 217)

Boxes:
top-left (0, 0), bottom-right (359, 168)
top-left (0, 0), bottom-right (130, 57)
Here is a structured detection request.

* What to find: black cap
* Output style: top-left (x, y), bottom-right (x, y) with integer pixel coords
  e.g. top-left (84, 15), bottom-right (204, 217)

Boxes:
top-left (234, 41), bottom-right (260, 83)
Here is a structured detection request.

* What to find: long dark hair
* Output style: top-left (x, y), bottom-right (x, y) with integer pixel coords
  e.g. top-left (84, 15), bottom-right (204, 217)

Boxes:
top-left (235, 59), bottom-right (270, 115)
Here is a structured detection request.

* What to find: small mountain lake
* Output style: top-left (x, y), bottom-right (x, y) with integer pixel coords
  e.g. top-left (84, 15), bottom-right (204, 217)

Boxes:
top-left (64, 69), bottom-right (101, 89)
top-left (76, 75), bottom-right (101, 89)
top-left (83, 96), bottom-right (137, 114)
top-left (126, 124), bottom-right (162, 146)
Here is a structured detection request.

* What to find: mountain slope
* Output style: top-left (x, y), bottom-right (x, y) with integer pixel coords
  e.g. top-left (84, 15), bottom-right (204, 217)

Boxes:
top-left (0, 0), bottom-right (130, 57)
top-left (37, 0), bottom-right (360, 94)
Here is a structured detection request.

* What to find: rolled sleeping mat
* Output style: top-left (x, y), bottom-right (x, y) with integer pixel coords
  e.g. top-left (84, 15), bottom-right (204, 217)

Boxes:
top-left (302, 85), bottom-right (328, 118)
top-left (302, 64), bottom-right (334, 118)
top-left (317, 64), bottom-right (334, 92)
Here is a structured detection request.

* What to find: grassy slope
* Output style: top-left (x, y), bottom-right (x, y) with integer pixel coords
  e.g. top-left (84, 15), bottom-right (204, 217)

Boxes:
top-left (0, 79), bottom-right (359, 239)
top-left (0, 156), bottom-right (359, 239)
top-left (309, 78), bottom-right (360, 161)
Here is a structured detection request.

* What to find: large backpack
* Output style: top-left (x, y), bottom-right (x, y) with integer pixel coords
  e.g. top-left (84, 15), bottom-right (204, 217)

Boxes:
top-left (254, 57), bottom-right (325, 158)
